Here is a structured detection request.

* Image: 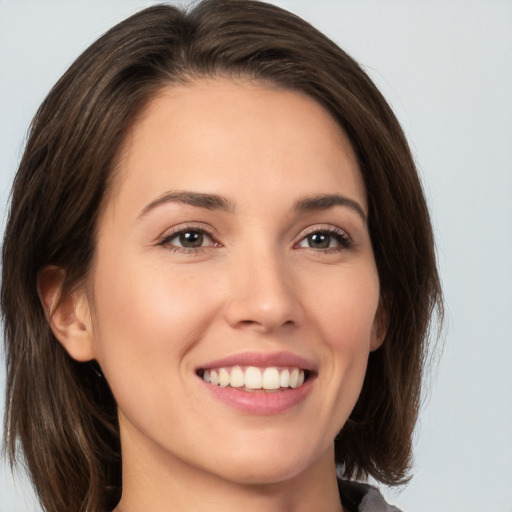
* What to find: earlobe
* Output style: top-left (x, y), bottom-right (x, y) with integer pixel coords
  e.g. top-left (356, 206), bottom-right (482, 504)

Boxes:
top-left (370, 300), bottom-right (388, 352)
top-left (37, 266), bottom-right (96, 362)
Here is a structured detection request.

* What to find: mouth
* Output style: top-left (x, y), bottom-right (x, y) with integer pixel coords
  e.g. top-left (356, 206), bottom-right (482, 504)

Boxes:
top-left (195, 351), bottom-right (317, 398)
top-left (196, 365), bottom-right (312, 392)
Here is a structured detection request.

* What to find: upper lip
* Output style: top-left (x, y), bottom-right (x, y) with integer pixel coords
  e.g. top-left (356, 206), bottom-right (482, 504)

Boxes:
top-left (197, 351), bottom-right (317, 372)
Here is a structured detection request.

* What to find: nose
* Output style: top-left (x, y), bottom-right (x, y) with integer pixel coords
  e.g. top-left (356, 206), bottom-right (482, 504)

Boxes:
top-left (223, 245), bottom-right (303, 333)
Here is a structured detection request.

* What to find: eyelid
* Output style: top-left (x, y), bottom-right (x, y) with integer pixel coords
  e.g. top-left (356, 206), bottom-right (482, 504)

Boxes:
top-left (157, 222), bottom-right (220, 249)
top-left (299, 224), bottom-right (351, 239)
top-left (155, 222), bottom-right (352, 252)
top-left (295, 224), bottom-right (353, 250)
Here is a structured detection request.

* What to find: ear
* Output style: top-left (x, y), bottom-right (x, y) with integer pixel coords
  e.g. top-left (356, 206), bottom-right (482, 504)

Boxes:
top-left (37, 266), bottom-right (96, 362)
top-left (370, 298), bottom-right (388, 352)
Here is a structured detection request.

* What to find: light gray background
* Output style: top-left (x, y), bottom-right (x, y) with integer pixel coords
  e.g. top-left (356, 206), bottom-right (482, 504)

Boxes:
top-left (1, 1), bottom-right (511, 511)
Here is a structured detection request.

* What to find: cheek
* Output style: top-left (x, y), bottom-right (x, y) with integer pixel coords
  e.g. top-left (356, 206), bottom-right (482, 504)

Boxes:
top-left (88, 258), bottom-right (226, 442)
top-left (306, 265), bottom-right (380, 413)
top-left (89, 254), bottom-right (221, 385)
top-left (309, 265), bottom-right (380, 348)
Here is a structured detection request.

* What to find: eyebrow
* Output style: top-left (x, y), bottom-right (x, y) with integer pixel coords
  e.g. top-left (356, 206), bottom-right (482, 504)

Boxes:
top-left (295, 194), bottom-right (367, 224)
top-left (138, 190), bottom-right (367, 224)
top-left (138, 191), bottom-right (235, 218)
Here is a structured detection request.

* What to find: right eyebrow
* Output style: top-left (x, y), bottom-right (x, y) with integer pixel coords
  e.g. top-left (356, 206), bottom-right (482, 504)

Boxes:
top-left (138, 190), bottom-right (235, 219)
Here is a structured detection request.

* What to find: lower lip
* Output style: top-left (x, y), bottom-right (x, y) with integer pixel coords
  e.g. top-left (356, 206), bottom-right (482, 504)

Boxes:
top-left (200, 377), bottom-right (314, 415)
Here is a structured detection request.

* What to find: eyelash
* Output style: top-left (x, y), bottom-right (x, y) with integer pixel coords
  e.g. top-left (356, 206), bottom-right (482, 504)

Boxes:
top-left (296, 225), bottom-right (352, 253)
top-left (157, 225), bottom-right (352, 254)
top-left (157, 224), bottom-right (219, 254)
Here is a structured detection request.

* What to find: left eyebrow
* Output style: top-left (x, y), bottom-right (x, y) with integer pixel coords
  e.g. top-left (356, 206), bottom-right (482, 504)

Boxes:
top-left (294, 194), bottom-right (367, 225)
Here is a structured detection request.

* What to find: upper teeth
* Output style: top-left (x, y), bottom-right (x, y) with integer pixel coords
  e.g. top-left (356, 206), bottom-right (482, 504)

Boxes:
top-left (202, 366), bottom-right (305, 390)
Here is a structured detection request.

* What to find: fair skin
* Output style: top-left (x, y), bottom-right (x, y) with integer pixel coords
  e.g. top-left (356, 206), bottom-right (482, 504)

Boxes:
top-left (42, 79), bottom-right (384, 512)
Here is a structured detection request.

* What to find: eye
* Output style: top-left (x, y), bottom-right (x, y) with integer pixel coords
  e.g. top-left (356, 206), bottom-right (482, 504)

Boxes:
top-left (158, 227), bottom-right (218, 251)
top-left (297, 228), bottom-right (352, 251)
top-left (174, 230), bottom-right (206, 248)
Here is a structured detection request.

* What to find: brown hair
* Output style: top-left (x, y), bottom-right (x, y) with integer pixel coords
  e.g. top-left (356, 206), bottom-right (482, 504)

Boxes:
top-left (2, 1), bottom-right (443, 511)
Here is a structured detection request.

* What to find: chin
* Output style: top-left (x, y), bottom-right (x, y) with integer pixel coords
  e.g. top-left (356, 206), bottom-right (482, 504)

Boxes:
top-left (215, 460), bottom-right (308, 486)
top-left (202, 439), bottom-right (329, 487)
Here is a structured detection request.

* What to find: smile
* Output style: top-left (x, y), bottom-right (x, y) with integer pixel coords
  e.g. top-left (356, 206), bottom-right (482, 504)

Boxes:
top-left (196, 352), bottom-right (316, 414)
top-left (200, 366), bottom-right (307, 391)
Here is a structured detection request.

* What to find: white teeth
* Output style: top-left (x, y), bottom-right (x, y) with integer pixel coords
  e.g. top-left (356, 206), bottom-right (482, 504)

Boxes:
top-left (279, 368), bottom-right (290, 388)
top-left (201, 366), bottom-right (307, 390)
top-left (219, 368), bottom-right (230, 387)
top-left (230, 366), bottom-right (245, 387)
top-left (262, 367), bottom-right (280, 389)
top-left (289, 368), bottom-right (299, 388)
top-left (245, 366), bottom-right (262, 389)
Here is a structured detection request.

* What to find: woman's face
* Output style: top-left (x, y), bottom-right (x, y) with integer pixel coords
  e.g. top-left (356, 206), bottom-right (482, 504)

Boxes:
top-left (82, 79), bottom-right (382, 486)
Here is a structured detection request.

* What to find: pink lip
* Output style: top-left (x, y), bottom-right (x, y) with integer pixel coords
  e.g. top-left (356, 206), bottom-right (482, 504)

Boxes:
top-left (201, 377), bottom-right (314, 415)
top-left (198, 351), bottom-right (317, 372)
top-left (196, 351), bottom-right (317, 415)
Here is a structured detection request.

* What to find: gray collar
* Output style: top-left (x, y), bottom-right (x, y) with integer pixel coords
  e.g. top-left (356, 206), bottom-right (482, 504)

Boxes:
top-left (338, 480), bottom-right (403, 512)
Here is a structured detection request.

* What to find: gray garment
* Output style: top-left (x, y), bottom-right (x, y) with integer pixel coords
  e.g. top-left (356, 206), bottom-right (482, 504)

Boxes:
top-left (339, 480), bottom-right (403, 512)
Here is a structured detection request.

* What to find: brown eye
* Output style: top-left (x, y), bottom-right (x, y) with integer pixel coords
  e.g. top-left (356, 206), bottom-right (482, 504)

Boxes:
top-left (297, 228), bottom-right (352, 251)
top-left (307, 232), bottom-right (331, 249)
top-left (178, 231), bottom-right (204, 248)
top-left (159, 228), bottom-right (216, 250)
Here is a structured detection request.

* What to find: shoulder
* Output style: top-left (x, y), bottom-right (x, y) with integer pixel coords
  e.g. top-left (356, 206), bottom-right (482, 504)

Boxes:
top-left (338, 479), bottom-right (403, 512)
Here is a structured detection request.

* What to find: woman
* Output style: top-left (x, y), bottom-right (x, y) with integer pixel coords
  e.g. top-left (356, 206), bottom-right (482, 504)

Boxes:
top-left (1, 1), bottom-right (442, 511)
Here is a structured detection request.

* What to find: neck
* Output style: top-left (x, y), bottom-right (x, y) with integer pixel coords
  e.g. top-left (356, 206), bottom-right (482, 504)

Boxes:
top-left (114, 430), bottom-right (344, 512)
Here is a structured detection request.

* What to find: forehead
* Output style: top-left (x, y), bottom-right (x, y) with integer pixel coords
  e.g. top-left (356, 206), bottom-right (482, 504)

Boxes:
top-left (109, 78), bottom-right (366, 215)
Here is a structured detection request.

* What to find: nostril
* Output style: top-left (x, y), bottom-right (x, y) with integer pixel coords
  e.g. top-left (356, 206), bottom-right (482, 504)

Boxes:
top-left (238, 319), bottom-right (260, 327)
top-left (232, 318), bottom-right (297, 332)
